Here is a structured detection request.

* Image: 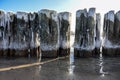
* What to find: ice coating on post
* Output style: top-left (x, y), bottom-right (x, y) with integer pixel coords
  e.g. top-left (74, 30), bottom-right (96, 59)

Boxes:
top-left (74, 9), bottom-right (87, 49)
top-left (0, 10), bottom-right (5, 49)
top-left (74, 8), bottom-right (88, 57)
top-left (114, 11), bottom-right (120, 45)
top-left (13, 11), bottom-right (29, 56)
top-left (95, 13), bottom-right (101, 48)
top-left (58, 12), bottom-right (71, 56)
top-left (5, 12), bottom-right (17, 56)
top-left (0, 10), bottom-right (14, 56)
top-left (38, 9), bottom-right (59, 58)
top-left (0, 10), bottom-right (17, 56)
top-left (29, 12), bottom-right (40, 57)
top-left (16, 11), bottom-right (29, 49)
top-left (103, 11), bottom-right (115, 48)
top-left (6, 12), bottom-right (15, 49)
top-left (74, 8), bottom-right (96, 57)
top-left (29, 12), bottom-right (40, 48)
top-left (106, 11), bottom-right (114, 22)
top-left (116, 11), bottom-right (120, 21)
top-left (87, 8), bottom-right (96, 50)
top-left (76, 9), bottom-right (87, 18)
top-left (17, 12), bottom-right (28, 22)
top-left (95, 13), bottom-right (101, 54)
top-left (102, 10), bottom-right (120, 56)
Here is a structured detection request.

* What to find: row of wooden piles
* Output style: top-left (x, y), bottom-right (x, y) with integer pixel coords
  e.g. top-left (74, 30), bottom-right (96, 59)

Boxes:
top-left (0, 7), bottom-right (120, 58)
top-left (0, 9), bottom-right (71, 58)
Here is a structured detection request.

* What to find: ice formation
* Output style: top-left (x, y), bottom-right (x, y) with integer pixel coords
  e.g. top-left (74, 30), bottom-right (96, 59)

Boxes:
top-left (116, 11), bottom-right (120, 21)
top-left (38, 9), bottom-right (59, 51)
top-left (74, 8), bottom-right (97, 50)
top-left (106, 10), bottom-right (114, 22)
top-left (76, 9), bottom-right (87, 18)
top-left (58, 12), bottom-right (71, 49)
top-left (17, 11), bottom-right (28, 22)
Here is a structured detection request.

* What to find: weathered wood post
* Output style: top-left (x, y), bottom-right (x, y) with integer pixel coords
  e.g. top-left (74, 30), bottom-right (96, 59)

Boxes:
top-left (87, 8), bottom-right (96, 56)
top-left (114, 11), bottom-right (120, 55)
top-left (103, 10), bottom-right (120, 56)
top-left (0, 10), bottom-right (5, 56)
top-left (15, 12), bottom-right (29, 57)
top-left (95, 13), bottom-right (101, 55)
top-left (0, 11), bottom-right (12, 57)
top-left (58, 12), bottom-right (71, 56)
top-left (74, 8), bottom-right (88, 57)
top-left (29, 12), bottom-right (40, 58)
top-left (6, 12), bottom-right (16, 57)
top-left (38, 9), bottom-right (59, 58)
top-left (102, 11), bottom-right (115, 56)
top-left (74, 8), bottom-right (96, 57)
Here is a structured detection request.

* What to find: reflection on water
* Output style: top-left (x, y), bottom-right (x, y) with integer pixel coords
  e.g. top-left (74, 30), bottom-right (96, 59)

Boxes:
top-left (0, 35), bottom-right (120, 80)
top-left (69, 47), bottom-right (75, 74)
top-left (39, 51), bottom-right (42, 62)
top-left (99, 53), bottom-right (108, 77)
top-left (70, 48), bottom-right (74, 65)
top-left (0, 55), bottom-right (120, 80)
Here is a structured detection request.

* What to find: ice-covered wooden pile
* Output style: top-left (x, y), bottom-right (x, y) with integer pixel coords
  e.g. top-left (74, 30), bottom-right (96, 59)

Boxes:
top-left (0, 10), bottom-right (41, 57)
top-left (0, 9), bottom-right (71, 58)
top-left (102, 10), bottom-right (120, 56)
top-left (74, 8), bottom-right (101, 57)
top-left (58, 12), bottom-right (71, 56)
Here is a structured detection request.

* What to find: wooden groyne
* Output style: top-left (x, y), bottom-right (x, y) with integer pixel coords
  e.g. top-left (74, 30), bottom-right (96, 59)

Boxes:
top-left (0, 8), bottom-right (120, 58)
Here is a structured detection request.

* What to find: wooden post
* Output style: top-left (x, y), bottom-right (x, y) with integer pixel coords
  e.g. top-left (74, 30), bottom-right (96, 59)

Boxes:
top-left (74, 8), bottom-right (96, 57)
top-left (58, 12), bottom-right (71, 56)
top-left (38, 9), bottom-right (59, 58)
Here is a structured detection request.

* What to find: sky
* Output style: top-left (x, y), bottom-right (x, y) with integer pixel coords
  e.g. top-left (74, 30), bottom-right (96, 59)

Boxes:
top-left (0, 0), bottom-right (120, 32)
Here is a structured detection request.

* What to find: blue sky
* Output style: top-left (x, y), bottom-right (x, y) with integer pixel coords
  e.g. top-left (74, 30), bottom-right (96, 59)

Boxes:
top-left (1, 0), bottom-right (120, 13)
top-left (0, 0), bottom-right (120, 31)
top-left (0, 0), bottom-right (68, 12)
